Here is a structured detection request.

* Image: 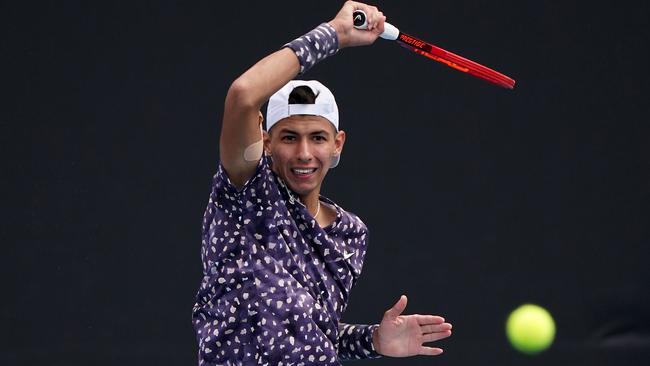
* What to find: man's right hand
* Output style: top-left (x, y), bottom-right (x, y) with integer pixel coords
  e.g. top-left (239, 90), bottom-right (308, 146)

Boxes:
top-left (328, 1), bottom-right (387, 49)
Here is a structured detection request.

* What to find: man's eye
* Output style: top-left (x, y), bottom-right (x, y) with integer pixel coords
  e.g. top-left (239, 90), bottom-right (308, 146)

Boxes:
top-left (282, 136), bottom-right (296, 141)
top-left (313, 136), bottom-right (326, 141)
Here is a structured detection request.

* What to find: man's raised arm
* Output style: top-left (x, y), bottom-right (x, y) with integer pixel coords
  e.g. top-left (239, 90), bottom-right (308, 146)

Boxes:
top-left (219, 48), bottom-right (299, 189)
top-left (218, 1), bottom-right (385, 188)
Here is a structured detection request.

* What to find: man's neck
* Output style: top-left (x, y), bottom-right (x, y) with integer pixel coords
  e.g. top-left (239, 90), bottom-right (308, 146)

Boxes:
top-left (299, 191), bottom-right (320, 217)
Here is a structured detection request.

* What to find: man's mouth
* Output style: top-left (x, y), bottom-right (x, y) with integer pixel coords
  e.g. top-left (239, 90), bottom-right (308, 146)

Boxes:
top-left (291, 167), bottom-right (317, 177)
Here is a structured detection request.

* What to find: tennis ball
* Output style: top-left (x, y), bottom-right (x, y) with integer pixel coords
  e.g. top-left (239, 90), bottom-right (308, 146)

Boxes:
top-left (505, 304), bottom-right (556, 355)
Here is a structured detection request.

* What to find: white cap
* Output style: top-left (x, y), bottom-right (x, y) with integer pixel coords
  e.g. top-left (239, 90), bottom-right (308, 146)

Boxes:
top-left (266, 80), bottom-right (341, 168)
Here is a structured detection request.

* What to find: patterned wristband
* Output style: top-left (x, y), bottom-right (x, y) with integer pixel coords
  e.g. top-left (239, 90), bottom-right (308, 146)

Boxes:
top-left (284, 23), bottom-right (339, 74)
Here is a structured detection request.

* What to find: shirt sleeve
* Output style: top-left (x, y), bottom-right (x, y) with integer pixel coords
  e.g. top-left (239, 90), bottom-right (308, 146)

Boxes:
top-left (337, 322), bottom-right (382, 360)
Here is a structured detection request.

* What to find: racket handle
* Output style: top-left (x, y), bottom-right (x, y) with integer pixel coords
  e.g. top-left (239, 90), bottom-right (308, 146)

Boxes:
top-left (352, 10), bottom-right (399, 40)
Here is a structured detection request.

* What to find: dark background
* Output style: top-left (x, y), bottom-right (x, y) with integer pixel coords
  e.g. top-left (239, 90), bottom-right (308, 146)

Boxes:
top-left (3, 0), bottom-right (649, 365)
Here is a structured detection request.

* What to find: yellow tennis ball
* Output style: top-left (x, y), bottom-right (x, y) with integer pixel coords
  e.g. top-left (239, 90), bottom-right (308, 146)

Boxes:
top-left (506, 304), bottom-right (556, 355)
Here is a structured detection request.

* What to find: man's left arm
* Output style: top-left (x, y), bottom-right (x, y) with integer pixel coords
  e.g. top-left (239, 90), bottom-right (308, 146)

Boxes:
top-left (338, 295), bottom-right (453, 360)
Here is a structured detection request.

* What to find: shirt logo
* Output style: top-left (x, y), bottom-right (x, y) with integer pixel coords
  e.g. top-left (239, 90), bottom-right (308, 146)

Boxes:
top-left (343, 251), bottom-right (354, 260)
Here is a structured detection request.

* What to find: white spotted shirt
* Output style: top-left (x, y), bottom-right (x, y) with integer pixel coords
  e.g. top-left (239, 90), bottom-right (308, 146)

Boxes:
top-left (193, 156), bottom-right (380, 365)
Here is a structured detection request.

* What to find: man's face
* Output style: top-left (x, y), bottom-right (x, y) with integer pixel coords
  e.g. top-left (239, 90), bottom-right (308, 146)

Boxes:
top-left (264, 115), bottom-right (345, 198)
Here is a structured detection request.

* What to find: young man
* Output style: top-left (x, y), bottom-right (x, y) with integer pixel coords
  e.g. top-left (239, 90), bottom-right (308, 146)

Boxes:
top-left (193, 2), bottom-right (452, 365)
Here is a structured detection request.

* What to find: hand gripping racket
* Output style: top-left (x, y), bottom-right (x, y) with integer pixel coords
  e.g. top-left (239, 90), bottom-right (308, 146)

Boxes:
top-left (353, 10), bottom-right (515, 89)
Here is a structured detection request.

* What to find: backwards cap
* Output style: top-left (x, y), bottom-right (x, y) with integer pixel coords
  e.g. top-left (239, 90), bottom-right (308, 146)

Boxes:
top-left (266, 80), bottom-right (341, 168)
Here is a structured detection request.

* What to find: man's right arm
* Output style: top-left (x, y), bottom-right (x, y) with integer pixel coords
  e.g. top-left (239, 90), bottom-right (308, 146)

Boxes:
top-left (218, 1), bottom-right (386, 189)
top-left (220, 48), bottom-right (299, 189)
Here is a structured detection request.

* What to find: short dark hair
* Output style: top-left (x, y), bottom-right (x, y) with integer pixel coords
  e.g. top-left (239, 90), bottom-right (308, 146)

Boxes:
top-left (288, 85), bottom-right (318, 104)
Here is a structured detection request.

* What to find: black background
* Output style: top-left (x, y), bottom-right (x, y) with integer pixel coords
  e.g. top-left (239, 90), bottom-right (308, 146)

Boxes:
top-left (3, 1), bottom-right (649, 365)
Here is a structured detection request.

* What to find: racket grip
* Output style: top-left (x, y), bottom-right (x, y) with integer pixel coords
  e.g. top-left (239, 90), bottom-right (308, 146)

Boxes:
top-left (352, 10), bottom-right (399, 40)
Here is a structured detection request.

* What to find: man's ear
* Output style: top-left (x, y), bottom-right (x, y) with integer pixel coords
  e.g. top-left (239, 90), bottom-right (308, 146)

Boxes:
top-left (334, 130), bottom-right (346, 155)
top-left (263, 129), bottom-right (271, 155)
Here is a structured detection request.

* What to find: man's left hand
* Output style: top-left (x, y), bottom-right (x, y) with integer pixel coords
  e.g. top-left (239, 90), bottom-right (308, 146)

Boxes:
top-left (373, 295), bottom-right (453, 357)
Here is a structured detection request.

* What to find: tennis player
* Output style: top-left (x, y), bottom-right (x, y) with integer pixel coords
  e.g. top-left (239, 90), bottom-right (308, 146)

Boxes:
top-left (192, 2), bottom-right (452, 364)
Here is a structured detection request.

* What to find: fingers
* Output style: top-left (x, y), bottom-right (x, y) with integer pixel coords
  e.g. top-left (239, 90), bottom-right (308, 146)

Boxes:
top-left (422, 329), bottom-right (453, 343)
top-left (365, 6), bottom-right (380, 30)
top-left (332, 1), bottom-right (386, 47)
top-left (421, 322), bottom-right (453, 334)
top-left (419, 346), bottom-right (444, 356)
top-left (420, 321), bottom-right (452, 343)
top-left (361, 6), bottom-right (385, 35)
top-left (343, 2), bottom-right (384, 31)
top-left (384, 294), bottom-right (408, 320)
top-left (414, 314), bottom-right (446, 325)
top-left (374, 13), bottom-right (386, 35)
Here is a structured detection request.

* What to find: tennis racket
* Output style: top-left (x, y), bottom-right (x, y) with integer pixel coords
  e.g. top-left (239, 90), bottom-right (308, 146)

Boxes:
top-left (353, 10), bottom-right (515, 89)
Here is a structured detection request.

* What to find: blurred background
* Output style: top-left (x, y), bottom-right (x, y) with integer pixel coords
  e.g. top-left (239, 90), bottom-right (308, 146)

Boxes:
top-left (3, 0), bottom-right (649, 365)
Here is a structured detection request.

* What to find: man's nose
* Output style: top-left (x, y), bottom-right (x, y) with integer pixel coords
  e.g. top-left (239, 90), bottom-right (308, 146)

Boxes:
top-left (296, 138), bottom-right (313, 162)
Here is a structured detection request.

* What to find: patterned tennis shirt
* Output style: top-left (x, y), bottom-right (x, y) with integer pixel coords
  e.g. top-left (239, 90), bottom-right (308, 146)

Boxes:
top-left (193, 155), bottom-right (380, 365)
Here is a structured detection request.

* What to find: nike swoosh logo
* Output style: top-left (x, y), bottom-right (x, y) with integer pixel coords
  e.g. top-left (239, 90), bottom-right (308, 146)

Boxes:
top-left (344, 251), bottom-right (354, 260)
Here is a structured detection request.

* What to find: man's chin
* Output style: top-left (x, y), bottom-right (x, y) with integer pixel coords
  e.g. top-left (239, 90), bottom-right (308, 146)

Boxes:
top-left (286, 181), bottom-right (317, 197)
